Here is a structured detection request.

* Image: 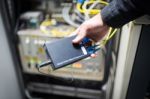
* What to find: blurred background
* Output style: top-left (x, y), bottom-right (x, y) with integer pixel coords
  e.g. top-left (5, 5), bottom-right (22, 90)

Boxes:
top-left (0, 0), bottom-right (150, 99)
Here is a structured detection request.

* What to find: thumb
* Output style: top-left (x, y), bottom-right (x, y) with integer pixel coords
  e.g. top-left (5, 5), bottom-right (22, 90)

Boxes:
top-left (69, 28), bottom-right (79, 37)
top-left (72, 32), bottom-right (86, 43)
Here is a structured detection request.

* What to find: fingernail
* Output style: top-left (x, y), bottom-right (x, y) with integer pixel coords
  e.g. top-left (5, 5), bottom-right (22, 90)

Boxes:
top-left (72, 37), bottom-right (78, 43)
top-left (72, 39), bottom-right (76, 42)
top-left (91, 54), bottom-right (96, 58)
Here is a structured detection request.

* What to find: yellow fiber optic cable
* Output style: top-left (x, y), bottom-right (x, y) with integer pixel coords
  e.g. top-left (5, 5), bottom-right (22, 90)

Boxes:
top-left (76, 0), bottom-right (108, 15)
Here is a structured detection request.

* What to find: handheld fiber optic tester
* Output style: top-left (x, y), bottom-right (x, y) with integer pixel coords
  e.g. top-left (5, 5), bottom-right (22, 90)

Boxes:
top-left (37, 35), bottom-right (100, 70)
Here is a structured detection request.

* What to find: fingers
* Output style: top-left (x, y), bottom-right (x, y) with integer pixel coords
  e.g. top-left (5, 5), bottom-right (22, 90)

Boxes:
top-left (69, 32), bottom-right (77, 37)
top-left (91, 51), bottom-right (98, 58)
top-left (72, 27), bottom-right (87, 43)
top-left (69, 27), bottom-right (80, 37)
top-left (90, 53), bottom-right (97, 58)
top-left (72, 34), bottom-right (84, 43)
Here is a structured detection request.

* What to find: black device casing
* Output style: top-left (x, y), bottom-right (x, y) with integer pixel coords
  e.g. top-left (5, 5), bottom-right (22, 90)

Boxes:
top-left (44, 36), bottom-right (90, 70)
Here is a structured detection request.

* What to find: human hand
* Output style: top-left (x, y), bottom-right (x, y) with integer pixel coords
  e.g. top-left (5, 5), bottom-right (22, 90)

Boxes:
top-left (72, 13), bottom-right (110, 57)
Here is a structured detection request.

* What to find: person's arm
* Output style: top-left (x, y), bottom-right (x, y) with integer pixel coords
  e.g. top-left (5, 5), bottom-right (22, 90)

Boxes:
top-left (101, 0), bottom-right (145, 28)
top-left (73, 0), bottom-right (147, 44)
top-left (72, 14), bottom-right (109, 43)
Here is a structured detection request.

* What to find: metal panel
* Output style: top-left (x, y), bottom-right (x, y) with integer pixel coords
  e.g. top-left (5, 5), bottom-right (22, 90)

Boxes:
top-left (126, 25), bottom-right (150, 99)
top-left (0, 12), bottom-right (22, 99)
top-left (112, 23), bottom-right (142, 99)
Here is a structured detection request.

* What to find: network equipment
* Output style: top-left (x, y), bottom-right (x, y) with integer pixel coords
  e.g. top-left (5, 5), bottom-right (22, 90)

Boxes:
top-left (18, 28), bottom-right (104, 81)
top-left (16, 1), bottom-right (118, 98)
top-left (17, 0), bottom-right (117, 82)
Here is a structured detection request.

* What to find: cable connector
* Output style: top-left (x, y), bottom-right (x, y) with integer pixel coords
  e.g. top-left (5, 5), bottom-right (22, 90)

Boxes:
top-left (37, 60), bottom-right (52, 69)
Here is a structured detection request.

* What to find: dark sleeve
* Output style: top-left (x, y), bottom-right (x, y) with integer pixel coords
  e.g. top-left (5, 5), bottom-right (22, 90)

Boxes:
top-left (101, 0), bottom-right (146, 28)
